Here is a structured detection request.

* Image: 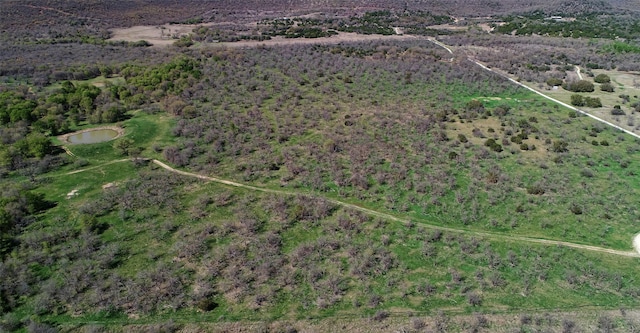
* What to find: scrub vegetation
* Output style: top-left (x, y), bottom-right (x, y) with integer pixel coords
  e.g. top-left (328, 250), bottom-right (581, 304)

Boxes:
top-left (2, 0), bottom-right (640, 332)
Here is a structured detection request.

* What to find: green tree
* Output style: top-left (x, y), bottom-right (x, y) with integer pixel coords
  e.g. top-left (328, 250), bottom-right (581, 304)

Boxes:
top-left (8, 99), bottom-right (37, 123)
top-left (546, 77), bottom-right (563, 86)
top-left (585, 97), bottom-right (602, 108)
top-left (564, 80), bottom-right (594, 92)
top-left (25, 133), bottom-right (53, 158)
top-left (594, 73), bottom-right (611, 83)
top-left (600, 82), bottom-right (615, 92)
top-left (570, 94), bottom-right (585, 106)
top-left (114, 138), bottom-right (135, 156)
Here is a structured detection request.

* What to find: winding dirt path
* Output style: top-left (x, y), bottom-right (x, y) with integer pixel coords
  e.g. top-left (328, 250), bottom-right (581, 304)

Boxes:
top-left (56, 157), bottom-right (639, 256)
top-left (65, 159), bottom-right (131, 175)
top-left (151, 160), bottom-right (640, 258)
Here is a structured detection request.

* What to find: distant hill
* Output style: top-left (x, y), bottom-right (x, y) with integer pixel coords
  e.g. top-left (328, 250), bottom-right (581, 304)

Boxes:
top-left (1, 0), bottom-right (638, 30)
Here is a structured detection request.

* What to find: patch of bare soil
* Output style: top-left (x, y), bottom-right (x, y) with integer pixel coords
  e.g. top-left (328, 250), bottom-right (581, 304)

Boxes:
top-left (109, 23), bottom-right (420, 47)
top-left (633, 233), bottom-right (640, 254)
top-left (109, 24), bottom-right (206, 46)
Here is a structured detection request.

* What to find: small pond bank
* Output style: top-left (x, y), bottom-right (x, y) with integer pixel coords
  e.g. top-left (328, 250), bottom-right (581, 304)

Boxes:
top-left (58, 126), bottom-right (124, 144)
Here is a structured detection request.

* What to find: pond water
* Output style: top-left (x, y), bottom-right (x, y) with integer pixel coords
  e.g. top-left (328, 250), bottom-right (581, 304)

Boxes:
top-left (67, 129), bottom-right (119, 144)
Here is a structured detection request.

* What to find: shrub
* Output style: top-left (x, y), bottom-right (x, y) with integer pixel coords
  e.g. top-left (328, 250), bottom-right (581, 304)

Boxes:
top-left (570, 94), bottom-right (584, 106)
top-left (490, 143), bottom-right (503, 152)
top-left (552, 140), bottom-right (568, 152)
top-left (585, 97), bottom-right (602, 108)
top-left (458, 134), bottom-right (468, 143)
top-left (600, 83), bottom-right (615, 92)
top-left (472, 128), bottom-right (484, 138)
top-left (466, 99), bottom-right (484, 112)
top-left (611, 106), bottom-right (625, 115)
top-left (196, 298), bottom-right (218, 311)
top-left (594, 73), bottom-right (611, 83)
top-left (581, 168), bottom-right (594, 177)
top-left (372, 310), bottom-right (389, 322)
top-left (564, 80), bottom-right (594, 92)
top-left (173, 36), bottom-right (194, 47)
top-left (546, 77), bottom-right (563, 86)
top-left (569, 203), bottom-right (583, 215)
top-left (510, 135), bottom-right (523, 144)
top-left (527, 184), bottom-right (545, 195)
top-left (467, 292), bottom-right (483, 306)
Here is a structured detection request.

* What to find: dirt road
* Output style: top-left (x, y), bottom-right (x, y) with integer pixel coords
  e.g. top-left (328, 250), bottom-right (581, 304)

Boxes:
top-left (151, 159), bottom-right (640, 258)
top-left (424, 39), bottom-right (640, 140)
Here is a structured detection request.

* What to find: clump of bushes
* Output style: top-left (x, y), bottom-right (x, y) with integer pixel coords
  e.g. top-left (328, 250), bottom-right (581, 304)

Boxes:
top-left (563, 80), bottom-right (594, 92)
top-left (527, 183), bottom-right (545, 195)
top-left (600, 82), bottom-right (615, 92)
top-left (571, 95), bottom-right (601, 107)
top-left (569, 203), bottom-right (583, 215)
top-left (594, 73), bottom-right (611, 83)
top-left (546, 77), bottom-right (563, 87)
top-left (611, 105), bottom-right (625, 115)
top-left (484, 138), bottom-right (503, 152)
top-left (552, 140), bottom-right (568, 153)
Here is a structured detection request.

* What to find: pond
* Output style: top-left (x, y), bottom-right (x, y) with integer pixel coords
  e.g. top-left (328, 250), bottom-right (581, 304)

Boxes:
top-left (67, 129), bottom-right (120, 144)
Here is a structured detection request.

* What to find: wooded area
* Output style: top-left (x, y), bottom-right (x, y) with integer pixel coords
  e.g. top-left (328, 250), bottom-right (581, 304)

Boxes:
top-left (2, 0), bottom-right (640, 332)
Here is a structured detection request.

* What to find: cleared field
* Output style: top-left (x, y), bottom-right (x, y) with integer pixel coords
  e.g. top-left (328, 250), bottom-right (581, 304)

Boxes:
top-left (109, 24), bottom-right (419, 47)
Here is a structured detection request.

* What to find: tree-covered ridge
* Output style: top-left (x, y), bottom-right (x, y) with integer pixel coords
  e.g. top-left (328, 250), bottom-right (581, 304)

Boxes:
top-left (495, 11), bottom-right (640, 40)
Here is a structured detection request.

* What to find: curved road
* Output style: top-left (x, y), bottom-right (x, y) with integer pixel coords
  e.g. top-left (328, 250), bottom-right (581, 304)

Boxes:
top-left (151, 160), bottom-right (640, 258)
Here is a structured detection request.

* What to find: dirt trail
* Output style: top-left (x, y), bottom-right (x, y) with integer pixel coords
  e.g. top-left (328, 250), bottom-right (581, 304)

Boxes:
top-left (151, 160), bottom-right (640, 258)
top-left (56, 157), bottom-right (639, 256)
top-left (65, 159), bottom-right (131, 175)
top-left (575, 66), bottom-right (583, 80)
top-left (425, 38), bottom-right (640, 140)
